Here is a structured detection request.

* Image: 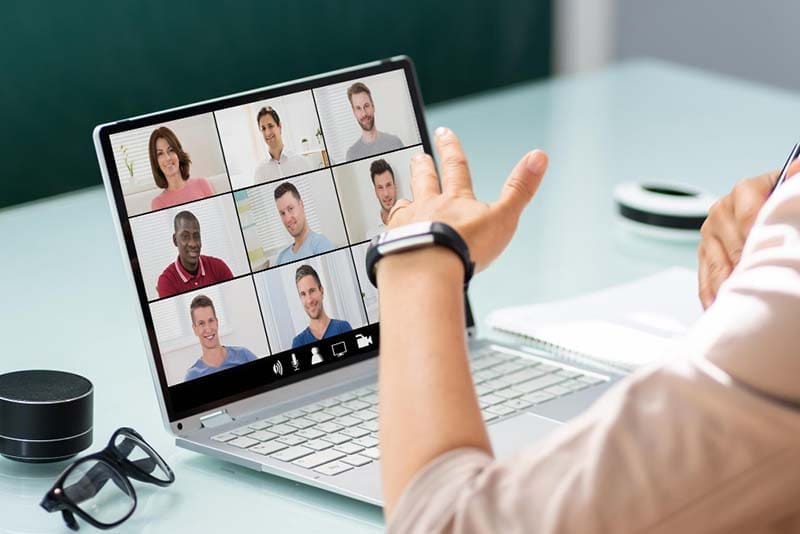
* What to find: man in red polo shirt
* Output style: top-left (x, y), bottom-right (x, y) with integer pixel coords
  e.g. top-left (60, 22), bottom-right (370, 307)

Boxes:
top-left (156, 211), bottom-right (234, 298)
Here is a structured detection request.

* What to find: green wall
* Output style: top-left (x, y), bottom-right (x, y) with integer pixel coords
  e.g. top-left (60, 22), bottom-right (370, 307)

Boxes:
top-left (0, 1), bottom-right (551, 209)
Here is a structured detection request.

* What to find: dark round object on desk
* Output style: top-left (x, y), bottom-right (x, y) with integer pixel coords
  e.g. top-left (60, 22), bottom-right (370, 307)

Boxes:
top-left (0, 370), bottom-right (93, 463)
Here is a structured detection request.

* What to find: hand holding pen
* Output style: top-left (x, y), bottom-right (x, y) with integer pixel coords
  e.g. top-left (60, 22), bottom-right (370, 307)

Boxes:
top-left (698, 145), bottom-right (800, 309)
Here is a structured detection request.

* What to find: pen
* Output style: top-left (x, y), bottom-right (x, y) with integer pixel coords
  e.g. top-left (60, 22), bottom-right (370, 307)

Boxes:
top-left (772, 142), bottom-right (800, 193)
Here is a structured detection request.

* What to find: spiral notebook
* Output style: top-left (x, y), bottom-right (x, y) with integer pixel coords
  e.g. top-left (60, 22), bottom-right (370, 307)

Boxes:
top-left (487, 268), bottom-right (703, 372)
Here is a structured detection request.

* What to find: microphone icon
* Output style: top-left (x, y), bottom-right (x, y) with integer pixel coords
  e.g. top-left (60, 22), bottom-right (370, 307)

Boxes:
top-left (291, 353), bottom-right (299, 371)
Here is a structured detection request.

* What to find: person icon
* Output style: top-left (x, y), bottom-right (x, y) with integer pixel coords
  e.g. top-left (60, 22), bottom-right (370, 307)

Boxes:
top-left (345, 82), bottom-right (403, 161)
top-left (184, 295), bottom-right (257, 381)
top-left (310, 347), bottom-right (322, 365)
top-left (253, 106), bottom-right (313, 184)
top-left (156, 211), bottom-right (234, 298)
top-left (291, 264), bottom-right (352, 348)
top-left (273, 182), bottom-right (334, 265)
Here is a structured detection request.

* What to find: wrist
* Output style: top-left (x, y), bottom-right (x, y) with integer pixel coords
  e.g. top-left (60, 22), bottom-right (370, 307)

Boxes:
top-left (376, 247), bottom-right (465, 288)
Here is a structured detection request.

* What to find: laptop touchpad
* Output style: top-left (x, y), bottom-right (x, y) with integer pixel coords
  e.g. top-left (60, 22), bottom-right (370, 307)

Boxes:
top-left (488, 413), bottom-right (562, 460)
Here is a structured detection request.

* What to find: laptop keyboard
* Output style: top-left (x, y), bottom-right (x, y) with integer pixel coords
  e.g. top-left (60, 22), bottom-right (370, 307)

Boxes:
top-left (211, 347), bottom-right (608, 477)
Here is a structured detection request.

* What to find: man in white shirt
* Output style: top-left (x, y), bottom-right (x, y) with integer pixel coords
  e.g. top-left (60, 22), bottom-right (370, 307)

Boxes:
top-left (367, 158), bottom-right (406, 238)
top-left (253, 106), bottom-right (313, 184)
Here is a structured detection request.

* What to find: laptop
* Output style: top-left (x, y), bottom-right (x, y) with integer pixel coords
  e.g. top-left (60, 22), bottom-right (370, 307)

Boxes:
top-left (93, 56), bottom-right (622, 506)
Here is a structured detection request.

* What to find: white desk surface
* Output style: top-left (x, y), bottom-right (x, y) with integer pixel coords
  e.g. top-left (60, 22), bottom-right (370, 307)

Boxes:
top-left (3, 59), bottom-right (800, 532)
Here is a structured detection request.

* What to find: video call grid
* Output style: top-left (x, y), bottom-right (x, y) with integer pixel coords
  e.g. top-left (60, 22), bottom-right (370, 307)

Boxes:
top-left (116, 71), bottom-right (419, 387)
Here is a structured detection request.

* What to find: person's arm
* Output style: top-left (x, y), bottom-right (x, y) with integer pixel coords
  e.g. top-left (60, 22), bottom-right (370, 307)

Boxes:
top-left (380, 130), bottom-right (800, 533)
top-left (378, 127), bottom-right (548, 516)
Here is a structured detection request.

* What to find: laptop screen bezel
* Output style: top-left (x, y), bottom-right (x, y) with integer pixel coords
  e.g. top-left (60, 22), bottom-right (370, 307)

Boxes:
top-left (96, 56), bottom-right (476, 422)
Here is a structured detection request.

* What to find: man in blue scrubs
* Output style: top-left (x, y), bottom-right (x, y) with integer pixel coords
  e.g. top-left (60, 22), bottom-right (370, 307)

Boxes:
top-left (274, 182), bottom-right (334, 265)
top-left (291, 264), bottom-right (352, 348)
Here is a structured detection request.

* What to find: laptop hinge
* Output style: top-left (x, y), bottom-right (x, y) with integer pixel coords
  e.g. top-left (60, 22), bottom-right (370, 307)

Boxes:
top-left (199, 409), bottom-right (234, 429)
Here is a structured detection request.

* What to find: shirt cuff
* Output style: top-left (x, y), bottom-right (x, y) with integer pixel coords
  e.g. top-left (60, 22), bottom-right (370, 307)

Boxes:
top-left (388, 447), bottom-right (493, 534)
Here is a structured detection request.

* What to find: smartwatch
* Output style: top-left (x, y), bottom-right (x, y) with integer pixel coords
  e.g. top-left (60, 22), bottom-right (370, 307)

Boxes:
top-left (365, 221), bottom-right (475, 287)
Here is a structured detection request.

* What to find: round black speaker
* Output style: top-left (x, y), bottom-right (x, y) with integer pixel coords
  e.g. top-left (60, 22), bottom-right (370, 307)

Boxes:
top-left (0, 370), bottom-right (93, 463)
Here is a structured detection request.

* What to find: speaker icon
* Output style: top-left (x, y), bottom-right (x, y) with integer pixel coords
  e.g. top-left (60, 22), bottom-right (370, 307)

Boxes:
top-left (272, 360), bottom-right (284, 376)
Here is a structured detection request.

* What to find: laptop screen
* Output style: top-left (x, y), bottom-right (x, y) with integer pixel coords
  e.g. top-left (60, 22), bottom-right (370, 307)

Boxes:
top-left (97, 59), bottom-right (472, 421)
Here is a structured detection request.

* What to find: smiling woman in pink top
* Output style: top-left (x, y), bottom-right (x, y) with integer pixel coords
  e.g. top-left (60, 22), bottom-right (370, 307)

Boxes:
top-left (148, 126), bottom-right (214, 211)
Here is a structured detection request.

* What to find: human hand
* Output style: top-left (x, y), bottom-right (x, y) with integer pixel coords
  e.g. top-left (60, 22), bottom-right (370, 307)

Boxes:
top-left (698, 159), bottom-right (800, 308)
top-left (387, 127), bottom-right (548, 272)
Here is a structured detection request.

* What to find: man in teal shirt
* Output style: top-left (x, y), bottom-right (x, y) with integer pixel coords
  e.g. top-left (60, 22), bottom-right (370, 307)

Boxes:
top-left (292, 264), bottom-right (352, 348)
top-left (274, 181), bottom-right (334, 265)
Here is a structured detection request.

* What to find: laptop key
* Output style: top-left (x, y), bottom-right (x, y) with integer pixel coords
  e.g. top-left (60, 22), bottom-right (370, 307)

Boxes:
top-left (318, 398), bottom-right (339, 408)
top-left (248, 420), bottom-right (271, 431)
top-left (351, 409), bottom-right (378, 422)
top-left (561, 379), bottom-right (590, 392)
top-left (578, 375), bottom-right (606, 385)
top-left (493, 361), bottom-right (526, 374)
top-left (325, 406), bottom-right (352, 418)
top-left (360, 420), bottom-right (379, 433)
top-left (557, 369), bottom-right (581, 379)
top-left (250, 430), bottom-right (279, 442)
top-left (306, 412), bottom-right (335, 424)
top-left (486, 404), bottom-right (515, 417)
top-left (266, 415), bottom-right (289, 425)
top-left (483, 412), bottom-right (498, 423)
top-left (342, 454), bottom-right (372, 467)
top-left (503, 398), bottom-right (532, 411)
top-left (363, 447), bottom-right (381, 460)
top-left (301, 403), bottom-right (324, 413)
top-left (277, 434), bottom-right (306, 447)
top-left (351, 436), bottom-right (379, 449)
top-left (285, 409), bottom-right (307, 419)
top-left (228, 436), bottom-right (259, 449)
top-left (504, 367), bottom-right (547, 385)
top-left (334, 442), bottom-right (364, 455)
top-left (231, 427), bottom-right (254, 437)
top-left (543, 385), bottom-right (571, 397)
top-left (321, 432), bottom-right (352, 445)
top-left (335, 392), bottom-right (358, 402)
top-left (342, 399), bottom-right (370, 411)
top-left (293, 449), bottom-right (345, 469)
top-left (493, 387), bottom-right (525, 400)
top-left (515, 374), bottom-right (565, 394)
top-left (335, 415), bottom-right (363, 427)
top-left (251, 441), bottom-right (288, 456)
top-left (296, 428), bottom-right (326, 440)
top-left (479, 393), bottom-right (505, 406)
top-left (211, 433), bottom-right (237, 443)
top-left (360, 393), bottom-right (378, 404)
top-left (314, 461), bottom-right (353, 476)
top-left (315, 421), bottom-right (344, 434)
top-left (523, 391), bottom-right (556, 405)
top-left (269, 424), bottom-right (298, 436)
top-left (271, 446), bottom-right (314, 462)
top-left (340, 427), bottom-right (370, 439)
top-left (286, 417), bottom-right (316, 430)
top-left (305, 439), bottom-right (334, 451)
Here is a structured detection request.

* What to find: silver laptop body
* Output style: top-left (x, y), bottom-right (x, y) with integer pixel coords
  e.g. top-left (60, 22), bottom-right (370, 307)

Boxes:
top-left (94, 57), bottom-right (623, 507)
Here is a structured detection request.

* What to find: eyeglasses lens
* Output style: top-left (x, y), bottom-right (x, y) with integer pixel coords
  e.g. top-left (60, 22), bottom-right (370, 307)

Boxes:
top-left (113, 433), bottom-right (172, 483)
top-left (63, 460), bottom-right (134, 525)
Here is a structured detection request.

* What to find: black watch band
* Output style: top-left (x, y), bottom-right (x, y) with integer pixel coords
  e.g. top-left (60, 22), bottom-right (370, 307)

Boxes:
top-left (365, 221), bottom-right (475, 288)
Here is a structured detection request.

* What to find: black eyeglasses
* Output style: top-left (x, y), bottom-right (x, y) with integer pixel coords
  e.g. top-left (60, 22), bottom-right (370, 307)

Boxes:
top-left (40, 427), bottom-right (175, 530)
